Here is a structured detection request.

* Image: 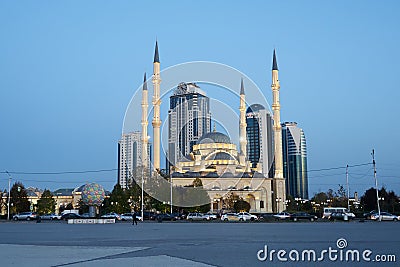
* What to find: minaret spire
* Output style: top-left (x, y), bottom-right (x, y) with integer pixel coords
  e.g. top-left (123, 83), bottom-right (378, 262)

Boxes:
top-left (271, 49), bottom-right (286, 213)
top-left (152, 41), bottom-right (162, 171)
top-left (154, 40), bottom-right (160, 63)
top-left (141, 72), bottom-right (149, 169)
top-left (272, 49), bottom-right (278, 70)
top-left (239, 78), bottom-right (247, 164)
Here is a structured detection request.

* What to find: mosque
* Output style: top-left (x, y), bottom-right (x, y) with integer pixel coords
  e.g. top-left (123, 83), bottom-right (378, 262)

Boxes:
top-left (140, 42), bottom-right (286, 213)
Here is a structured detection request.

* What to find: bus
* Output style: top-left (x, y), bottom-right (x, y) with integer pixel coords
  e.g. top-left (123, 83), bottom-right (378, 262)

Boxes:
top-left (323, 207), bottom-right (355, 219)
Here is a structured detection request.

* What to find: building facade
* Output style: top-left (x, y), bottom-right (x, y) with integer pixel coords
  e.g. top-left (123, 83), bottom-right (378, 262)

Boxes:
top-left (118, 131), bottom-right (151, 189)
top-left (168, 82), bottom-right (211, 168)
top-left (282, 122), bottom-right (309, 199)
top-left (246, 104), bottom-right (274, 177)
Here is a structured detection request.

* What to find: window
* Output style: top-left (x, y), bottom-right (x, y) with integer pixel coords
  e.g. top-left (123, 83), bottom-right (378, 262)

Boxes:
top-left (260, 200), bottom-right (264, 209)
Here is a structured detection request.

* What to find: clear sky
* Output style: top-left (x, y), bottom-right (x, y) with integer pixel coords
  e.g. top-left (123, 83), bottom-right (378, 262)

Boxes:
top-left (1, 1), bottom-right (399, 197)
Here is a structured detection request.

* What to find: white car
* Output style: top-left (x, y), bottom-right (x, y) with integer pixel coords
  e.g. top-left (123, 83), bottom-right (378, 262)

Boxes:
top-left (237, 212), bottom-right (258, 221)
top-left (40, 213), bottom-right (61, 220)
top-left (273, 212), bottom-right (291, 220)
top-left (221, 213), bottom-right (240, 221)
top-left (204, 212), bottom-right (217, 220)
top-left (187, 213), bottom-right (207, 221)
top-left (371, 212), bottom-right (399, 221)
top-left (101, 212), bottom-right (121, 220)
top-left (120, 213), bottom-right (142, 221)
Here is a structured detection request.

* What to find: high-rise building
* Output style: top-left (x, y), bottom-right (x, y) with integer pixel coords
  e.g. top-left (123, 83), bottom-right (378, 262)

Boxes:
top-left (118, 131), bottom-right (151, 189)
top-left (246, 104), bottom-right (274, 177)
top-left (168, 82), bottom-right (211, 168)
top-left (282, 122), bottom-right (309, 199)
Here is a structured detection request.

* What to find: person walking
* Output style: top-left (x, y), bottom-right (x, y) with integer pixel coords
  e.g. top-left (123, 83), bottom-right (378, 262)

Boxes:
top-left (132, 212), bottom-right (138, 226)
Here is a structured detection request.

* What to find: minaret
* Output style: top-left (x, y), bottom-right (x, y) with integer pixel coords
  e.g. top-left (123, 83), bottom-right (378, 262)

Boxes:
top-left (271, 49), bottom-right (286, 212)
top-left (239, 78), bottom-right (247, 164)
top-left (141, 72), bottom-right (149, 169)
top-left (152, 41), bottom-right (162, 171)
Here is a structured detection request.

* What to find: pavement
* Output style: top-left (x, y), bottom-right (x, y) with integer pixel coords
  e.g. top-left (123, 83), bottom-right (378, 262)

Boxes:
top-left (0, 220), bottom-right (399, 267)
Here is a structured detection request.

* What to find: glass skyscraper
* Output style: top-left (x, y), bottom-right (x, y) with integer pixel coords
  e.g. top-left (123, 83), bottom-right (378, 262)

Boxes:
top-left (246, 104), bottom-right (274, 177)
top-left (282, 122), bottom-right (309, 199)
top-left (168, 83), bottom-right (211, 168)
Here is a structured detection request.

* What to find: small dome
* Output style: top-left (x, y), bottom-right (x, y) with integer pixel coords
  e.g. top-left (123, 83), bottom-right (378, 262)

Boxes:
top-left (171, 172), bottom-right (184, 178)
top-left (246, 104), bottom-right (266, 113)
top-left (198, 132), bottom-right (231, 144)
top-left (253, 172), bottom-right (266, 178)
top-left (184, 171), bottom-right (201, 178)
top-left (220, 172), bottom-right (235, 178)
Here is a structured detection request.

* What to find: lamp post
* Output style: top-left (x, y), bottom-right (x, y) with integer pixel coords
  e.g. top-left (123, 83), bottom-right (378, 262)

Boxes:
top-left (141, 165), bottom-right (144, 221)
top-left (5, 171), bottom-right (11, 221)
top-left (169, 166), bottom-right (173, 215)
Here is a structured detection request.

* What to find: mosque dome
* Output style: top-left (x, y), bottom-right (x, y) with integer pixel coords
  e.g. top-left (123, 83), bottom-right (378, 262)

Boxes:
top-left (246, 104), bottom-right (266, 113)
top-left (213, 152), bottom-right (236, 161)
top-left (198, 132), bottom-right (231, 144)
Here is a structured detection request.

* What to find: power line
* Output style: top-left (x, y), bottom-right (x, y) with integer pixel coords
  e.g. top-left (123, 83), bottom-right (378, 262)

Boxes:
top-left (307, 163), bottom-right (371, 172)
top-left (0, 169), bottom-right (118, 175)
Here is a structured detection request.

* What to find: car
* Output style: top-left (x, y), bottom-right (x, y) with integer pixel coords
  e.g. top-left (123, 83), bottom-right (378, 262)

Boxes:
top-left (120, 213), bottom-right (142, 221)
top-left (371, 212), bottom-right (399, 221)
top-left (81, 213), bottom-right (91, 218)
top-left (273, 212), bottom-right (291, 220)
top-left (155, 213), bottom-right (176, 222)
top-left (204, 212), bottom-right (218, 220)
top-left (257, 213), bottom-right (275, 221)
top-left (187, 213), bottom-right (207, 221)
top-left (221, 213), bottom-right (240, 221)
top-left (61, 213), bottom-right (82, 220)
top-left (13, 212), bottom-right (38, 221)
top-left (237, 212), bottom-right (258, 221)
top-left (363, 210), bottom-right (377, 220)
top-left (39, 213), bottom-right (61, 220)
top-left (328, 212), bottom-right (352, 221)
top-left (290, 212), bottom-right (318, 222)
top-left (142, 211), bottom-right (155, 220)
top-left (101, 212), bottom-right (121, 220)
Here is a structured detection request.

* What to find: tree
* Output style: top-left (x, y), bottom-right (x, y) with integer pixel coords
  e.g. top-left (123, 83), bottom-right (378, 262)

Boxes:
top-left (9, 182), bottom-right (30, 214)
top-left (36, 189), bottom-right (56, 215)
top-left (234, 199), bottom-right (250, 212)
top-left (105, 184), bottom-right (130, 214)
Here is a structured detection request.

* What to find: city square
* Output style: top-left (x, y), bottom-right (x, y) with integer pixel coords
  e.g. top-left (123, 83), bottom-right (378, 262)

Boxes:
top-left (0, 220), bottom-right (398, 266)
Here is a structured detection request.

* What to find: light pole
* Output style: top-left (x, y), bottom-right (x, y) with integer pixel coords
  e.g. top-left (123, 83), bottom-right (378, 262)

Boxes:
top-left (346, 165), bottom-right (350, 211)
top-left (141, 165), bottom-right (144, 221)
top-left (372, 149), bottom-right (381, 222)
top-left (6, 171), bottom-right (11, 221)
top-left (169, 166), bottom-right (173, 215)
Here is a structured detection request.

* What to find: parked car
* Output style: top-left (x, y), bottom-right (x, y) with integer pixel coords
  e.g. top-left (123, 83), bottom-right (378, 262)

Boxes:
top-left (81, 213), bottom-right (91, 218)
top-left (120, 213), bottom-right (142, 221)
top-left (13, 212), bottom-right (37, 221)
top-left (61, 213), bottom-right (82, 220)
top-left (273, 212), bottom-right (291, 220)
top-left (101, 212), bottom-right (121, 220)
top-left (257, 213), bottom-right (275, 221)
top-left (142, 211), bottom-right (155, 220)
top-left (237, 212), bottom-right (258, 221)
top-left (371, 212), bottom-right (399, 221)
top-left (328, 212), bottom-right (351, 221)
top-left (363, 210), bottom-right (377, 220)
top-left (221, 213), bottom-right (240, 221)
top-left (290, 212), bottom-right (318, 222)
top-left (40, 213), bottom-right (61, 220)
top-left (204, 212), bottom-right (218, 220)
top-left (156, 213), bottom-right (176, 222)
top-left (187, 213), bottom-right (207, 221)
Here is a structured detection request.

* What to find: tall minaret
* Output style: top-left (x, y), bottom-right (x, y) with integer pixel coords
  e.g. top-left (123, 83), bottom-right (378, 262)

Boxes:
top-left (141, 72), bottom-right (149, 169)
top-left (271, 49), bottom-right (286, 212)
top-left (152, 41), bottom-right (162, 171)
top-left (239, 78), bottom-right (247, 163)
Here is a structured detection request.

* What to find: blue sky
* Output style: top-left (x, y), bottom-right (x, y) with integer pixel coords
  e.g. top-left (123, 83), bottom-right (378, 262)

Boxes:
top-left (0, 1), bottom-right (399, 197)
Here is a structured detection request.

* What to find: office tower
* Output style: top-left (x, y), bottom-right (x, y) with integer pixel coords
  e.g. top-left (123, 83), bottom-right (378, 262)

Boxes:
top-left (118, 131), bottom-right (151, 189)
top-left (246, 104), bottom-right (274, 176)
top-left (282, 122), bottom-right (309, 199)
top-left (168, 82), bottom-right (211, 168)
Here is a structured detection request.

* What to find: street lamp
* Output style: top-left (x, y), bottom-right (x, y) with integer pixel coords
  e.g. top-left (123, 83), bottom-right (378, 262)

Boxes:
top-left (5, 171), bottom-right (11, 221)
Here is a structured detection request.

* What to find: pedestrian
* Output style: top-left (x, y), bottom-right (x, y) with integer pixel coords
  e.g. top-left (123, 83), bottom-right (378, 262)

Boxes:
top-left (132, 212), bottom-right (137, 226)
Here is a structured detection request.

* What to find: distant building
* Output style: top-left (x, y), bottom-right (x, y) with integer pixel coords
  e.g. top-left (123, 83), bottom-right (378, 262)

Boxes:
top-left (167, 82), bottom-right (211, 169)
top-left (282, 122), bottom-right (309, 199)
top-left (118, 131), bottom-right (151, 189)
top-left (246, 104), bottom-right (274, 177)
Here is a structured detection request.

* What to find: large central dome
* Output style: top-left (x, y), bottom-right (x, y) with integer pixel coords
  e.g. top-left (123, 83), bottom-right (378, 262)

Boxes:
top-left (198, 132), bottom-right (231, 144)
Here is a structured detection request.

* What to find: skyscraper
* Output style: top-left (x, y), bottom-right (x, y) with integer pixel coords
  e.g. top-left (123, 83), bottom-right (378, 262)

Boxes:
top-left (118, 131), bottom-right (151, 189)
top-left (246, 104), bottom-right (274, 176)
top-left (282, 122), bottom-right (309, 199)
top-left (168, 82), bottom-right (211, 168)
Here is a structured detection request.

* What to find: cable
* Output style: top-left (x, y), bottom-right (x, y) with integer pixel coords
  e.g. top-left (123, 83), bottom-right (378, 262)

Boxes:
top-left (0, 169), bottom-right (118, 175)
top-left (307, 163), bottom-right (371, 173)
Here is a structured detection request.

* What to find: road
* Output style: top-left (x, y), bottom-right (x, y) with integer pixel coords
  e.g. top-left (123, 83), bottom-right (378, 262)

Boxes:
top-left (0, 220), bottom-right (399, 266)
